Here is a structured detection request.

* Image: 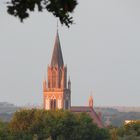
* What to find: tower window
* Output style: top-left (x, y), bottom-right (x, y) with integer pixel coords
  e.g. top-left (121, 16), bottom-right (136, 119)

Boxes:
top-left (52, 71), bottom-right (56, 88)
top-left (48, 81), bottom-right (50, 88)
top-left (50, 99), bottom-right (57, 110)
top-left (59, 70), bottom-right (62, 88)
top-left (50, 99), bottom-right (53, 109)
top-left (54, 99), bottom-right (56, 109)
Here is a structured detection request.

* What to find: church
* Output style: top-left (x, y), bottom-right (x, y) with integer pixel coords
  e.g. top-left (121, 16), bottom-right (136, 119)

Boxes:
top-left (43, 30), bottom-right (104, 128)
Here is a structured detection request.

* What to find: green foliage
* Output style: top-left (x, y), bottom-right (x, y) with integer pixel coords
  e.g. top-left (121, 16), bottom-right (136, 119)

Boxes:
top-left (110, 128), bottom-right (118, 140)
top-left (96, 128), bottom-right (111, 140)
top-left (111, 120), bottom-right (140, 140)
top-left (6, 0), bottom-right (78, 27)
top-left (118, 135), bottom-right (140, 140)
top-left (9, 109), bottom-right (49, 139)
top-left (117, 121), bottom-right (140, 137)
top-left (0, 120), bottom-right (8, 140)
top-left (0, 109), bottom-right (111, 140)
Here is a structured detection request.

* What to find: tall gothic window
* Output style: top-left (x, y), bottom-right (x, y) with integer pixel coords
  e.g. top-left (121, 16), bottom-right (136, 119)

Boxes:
top-left (50, 99), bottom-right (57, 110)
top-left (50, 99), bottom-right (53, 109)
top-left (59, 70), bottom-right (62, 88)
top-left (54, 99), bottom-right (56, 109)
top-left (52, 71), bottom-right (56, 88)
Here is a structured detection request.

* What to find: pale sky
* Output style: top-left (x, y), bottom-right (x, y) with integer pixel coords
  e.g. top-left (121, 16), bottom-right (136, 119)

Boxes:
top-left (0, 0), bottom-right (140, 107)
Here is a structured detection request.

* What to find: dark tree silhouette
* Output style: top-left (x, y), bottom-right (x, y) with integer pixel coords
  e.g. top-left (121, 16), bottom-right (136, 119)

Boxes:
top-left (7, 0), bottom-right (78, 27)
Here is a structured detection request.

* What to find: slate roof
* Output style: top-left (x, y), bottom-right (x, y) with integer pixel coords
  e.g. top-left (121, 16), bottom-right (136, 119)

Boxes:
top-left (51, 31), bottom-right (64, 68)
top-left (70, 106), bottom-right (104, 128)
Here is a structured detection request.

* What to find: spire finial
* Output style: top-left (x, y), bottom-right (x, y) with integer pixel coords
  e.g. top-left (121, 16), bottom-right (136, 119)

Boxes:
top-left (51, 23), bottom-right (64, 68)
top-left (89, 89), bottom-right (94, 108)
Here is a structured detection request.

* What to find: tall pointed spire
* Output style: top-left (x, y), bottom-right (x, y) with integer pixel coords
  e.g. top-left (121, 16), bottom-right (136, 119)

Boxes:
top-left (51, 30), bottom-right (64, 68)
top-left (44, 27), bottom-right (71, 111)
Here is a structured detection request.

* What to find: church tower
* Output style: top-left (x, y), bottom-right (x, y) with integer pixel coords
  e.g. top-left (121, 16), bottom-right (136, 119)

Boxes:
top-left (43, 31), bottom-right (71, 110)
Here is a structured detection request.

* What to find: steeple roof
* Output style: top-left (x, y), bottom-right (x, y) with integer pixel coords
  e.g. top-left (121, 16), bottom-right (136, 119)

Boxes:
top-left (51, 31), bottom-right (64, 68)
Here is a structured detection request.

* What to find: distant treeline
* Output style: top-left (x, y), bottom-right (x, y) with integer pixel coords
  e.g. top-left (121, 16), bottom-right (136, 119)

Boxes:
top-left (95, 107), bottom-right (140, 127)
top-left (0, 102), bottom-right (140, 127)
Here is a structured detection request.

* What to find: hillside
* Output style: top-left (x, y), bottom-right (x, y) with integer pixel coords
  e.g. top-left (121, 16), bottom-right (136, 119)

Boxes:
top-left (95, 107), bottom-right (140, 127)
top-left (0, 102), bottom-right (19, 121)
top-left (0, 102), bottom-right (139, 127)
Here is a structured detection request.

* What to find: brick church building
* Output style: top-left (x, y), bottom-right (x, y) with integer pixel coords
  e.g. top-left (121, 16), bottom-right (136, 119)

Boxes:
top-left (43, 31), bottom-right (104, 128)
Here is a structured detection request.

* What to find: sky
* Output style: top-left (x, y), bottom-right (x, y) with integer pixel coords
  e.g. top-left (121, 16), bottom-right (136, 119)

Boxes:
top-left (0, 0), bottom-right (140, 107)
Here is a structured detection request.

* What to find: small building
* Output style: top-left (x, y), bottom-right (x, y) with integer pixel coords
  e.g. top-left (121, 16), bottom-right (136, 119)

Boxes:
top-left (124, 120), bottom-right (138, 125)
top-left (43, 30), bottom-right (104, 128)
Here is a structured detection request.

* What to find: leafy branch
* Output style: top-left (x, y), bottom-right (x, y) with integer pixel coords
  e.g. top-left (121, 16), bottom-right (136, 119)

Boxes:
top-left (7, 0), bottom-right (78, 27)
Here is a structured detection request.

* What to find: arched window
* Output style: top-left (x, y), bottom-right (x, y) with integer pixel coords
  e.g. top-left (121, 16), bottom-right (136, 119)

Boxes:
top-left (54, 99), bottom-right (56, 109)
top-left (59, 69), bottom-right (62, 88)
top-left (50, 99), bottom-right (54, 109)
top-left (50, 99), bottom-right (57, 110)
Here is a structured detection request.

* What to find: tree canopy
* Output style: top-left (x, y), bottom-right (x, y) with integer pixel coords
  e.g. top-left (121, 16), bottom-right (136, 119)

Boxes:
top-left (6, 0), bottom-right (78, 27)
top-left (110, 121), bottom-right (140, 140)
top-left (0, 109), bottom-right (111, 140)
